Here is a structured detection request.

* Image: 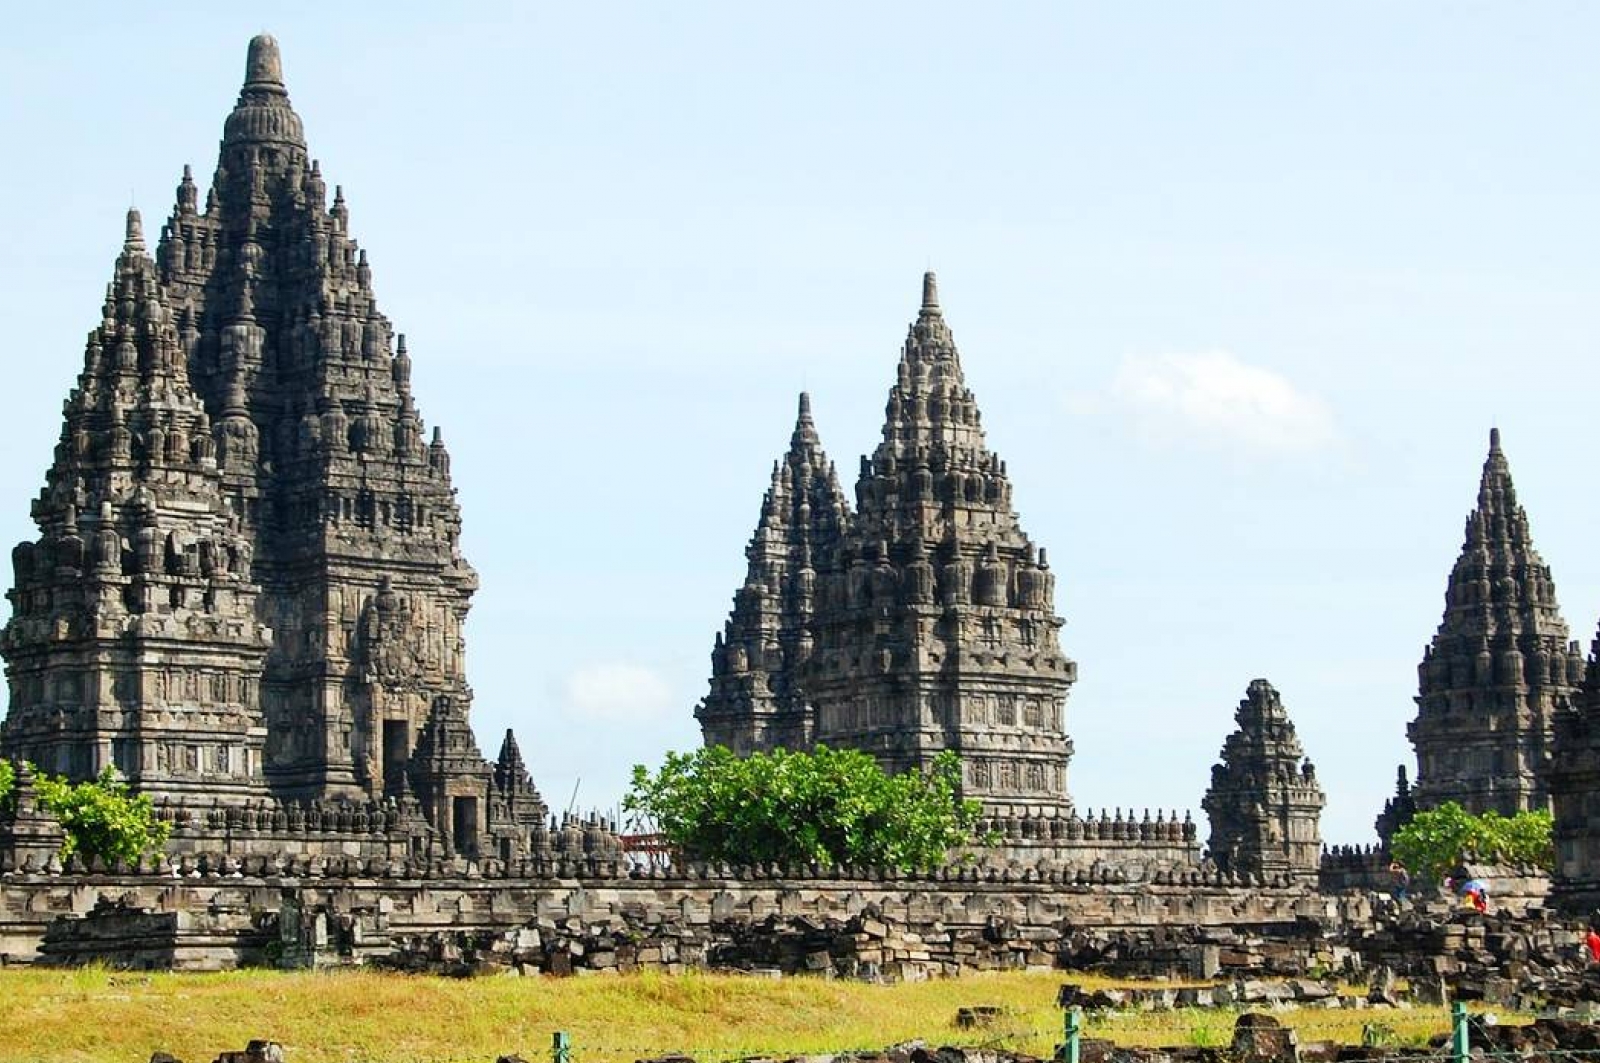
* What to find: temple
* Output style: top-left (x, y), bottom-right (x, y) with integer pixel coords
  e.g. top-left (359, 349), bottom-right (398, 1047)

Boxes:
top-left (19, 31), bottom-right (1600, 913)
top-left (21, 32), bottom-right (1600, 979)
top-left (1202, 679), bottom-right (1325, 883)
top-left (0, 36), bottom-right (546, 860)
top-left (693, 274), bottom-right (1200, 870)
top-left (1406, 429), bottom-right (1584, 816)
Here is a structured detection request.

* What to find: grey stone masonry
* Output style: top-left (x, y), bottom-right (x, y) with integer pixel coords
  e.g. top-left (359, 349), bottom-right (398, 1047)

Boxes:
top-left (1409, 428), bottom-right (1584, 815)
top-left (0, 858), bottom-right (1347, 970)
top-left (0, 36), bottom-right (543, 859)
top-left (1202, 679), bottom-right (1324, 883)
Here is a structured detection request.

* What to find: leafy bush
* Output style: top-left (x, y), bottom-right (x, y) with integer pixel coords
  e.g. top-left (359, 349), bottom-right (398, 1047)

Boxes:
top-left (1390, 801), bottom-right (1553, 883)
top-left (0, 759), bottom-right (13, 811)
top-left (24, 767), bottom-right (171, 864)
top-left (625, 745), bottom-right (983, 871)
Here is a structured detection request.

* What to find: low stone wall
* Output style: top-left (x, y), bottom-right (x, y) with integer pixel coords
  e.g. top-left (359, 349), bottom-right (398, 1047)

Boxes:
top-left (0, 861), bottom-right (1350, 970)
top-left (1317, 846), bottom-right (1390, 894)
top-left (974, 808), bottom-right (1202, 876)
top-left (156, 800), bottom-right (428, 861)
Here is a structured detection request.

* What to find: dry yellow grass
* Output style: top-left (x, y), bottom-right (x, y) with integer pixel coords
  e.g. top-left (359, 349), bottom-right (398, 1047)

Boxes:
top-left (0, 967), bottom-right (1493, 1063)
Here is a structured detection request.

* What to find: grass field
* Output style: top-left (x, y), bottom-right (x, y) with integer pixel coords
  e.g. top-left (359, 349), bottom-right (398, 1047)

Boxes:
top-left (0, 967), bottom-right (1488, 1063)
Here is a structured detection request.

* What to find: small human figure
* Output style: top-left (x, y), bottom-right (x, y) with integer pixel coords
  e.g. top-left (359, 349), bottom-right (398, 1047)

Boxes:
top-left (1459, 878), bottom-right (1489, 913)
top-left (1584, 925), bottom-right (1600, 965)
top-left (1389, 862), bottom-right (1411, 903)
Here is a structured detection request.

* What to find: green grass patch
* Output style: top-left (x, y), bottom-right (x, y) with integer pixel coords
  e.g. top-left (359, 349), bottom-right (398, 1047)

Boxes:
top-left (0, 967), bottom-right (1505, 1063)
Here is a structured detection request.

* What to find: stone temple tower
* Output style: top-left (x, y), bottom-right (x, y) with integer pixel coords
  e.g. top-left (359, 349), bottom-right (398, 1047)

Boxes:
top-left (0, 210), bottom-right (273, 801)
top-left (1202, 679), bottom-right (1325, 882)
top-left (1, 37), bottom-right (539, 856)
top-left (696, 394), bottom-right (850, 753)
top-left (1408, 429), bottom-right (1584, 815)
top-left (803, 274), bottom-right (1078, 822)
top-left (148, 35), bottom-right (480, 805)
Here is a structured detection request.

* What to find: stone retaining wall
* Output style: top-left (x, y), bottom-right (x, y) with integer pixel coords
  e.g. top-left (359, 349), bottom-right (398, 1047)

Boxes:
top-left (0, 864), bottom-right (1352, 970)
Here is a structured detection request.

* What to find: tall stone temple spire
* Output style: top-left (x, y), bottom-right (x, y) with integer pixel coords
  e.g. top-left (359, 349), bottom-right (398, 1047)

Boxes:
top-left (803, 273), bottom-right (1078, 822)
top-left (1202, 679), bottom-right (1325, 882)
top-left (1409, 429), bottom-right (1584, 815)
top-left (2, 36), bottom-right (529, 858)
top-left (697, 393), bottom-right (849, 752)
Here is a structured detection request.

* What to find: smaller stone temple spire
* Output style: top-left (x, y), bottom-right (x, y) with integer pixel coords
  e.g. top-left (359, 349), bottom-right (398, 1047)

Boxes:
top-left (491, 728), bottom-right (549, 841)
top-left (1409, 428), bottom-right (1583, 815)
top-left (696, 392), bottom-right (850, 753)
top-left (1202, 679), bottom-right (1325, 882)
top-left (1374, 764), bottom-right (1417, 849)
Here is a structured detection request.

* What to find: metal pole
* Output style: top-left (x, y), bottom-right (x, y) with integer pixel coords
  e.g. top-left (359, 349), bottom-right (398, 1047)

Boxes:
top-left (1451, 1001), bottom-right (1468, 1063)
top-left (553, 1031), bottom-right (572, 1063)
top-left (1064, 1007), bottom-right (1081, 1063)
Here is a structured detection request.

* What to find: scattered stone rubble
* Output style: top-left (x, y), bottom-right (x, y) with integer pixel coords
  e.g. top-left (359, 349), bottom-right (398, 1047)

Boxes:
top-left (148, 1044), bottom-right (282, 1063)
top-left (362, 909), bottom-right (1062, 980)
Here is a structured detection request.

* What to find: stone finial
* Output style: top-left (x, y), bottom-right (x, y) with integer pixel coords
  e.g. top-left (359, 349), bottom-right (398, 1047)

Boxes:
top-left (244, 34), bottom-right (287, 94)
top-left (226, 34), bottom-right (304, 148)
top-left (921, 271), bottom-right (940, 314)
top-left (123, 208), bottom-right (145, 254)
top-left (1489, 425), bottom-right (1502, 453)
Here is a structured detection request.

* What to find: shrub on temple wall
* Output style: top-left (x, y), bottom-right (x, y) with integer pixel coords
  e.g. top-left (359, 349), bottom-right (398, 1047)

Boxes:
top-left (625, 745), bottom-right (983, 871)
top-left (1390, 801), bottom-right (1553, 884)
top-left (6, 765), bottom-right (171, 865)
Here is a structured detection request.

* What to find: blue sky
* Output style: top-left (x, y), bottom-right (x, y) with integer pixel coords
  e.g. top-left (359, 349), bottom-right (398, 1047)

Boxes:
top-left (2, 3), bottom-right (1599, 842)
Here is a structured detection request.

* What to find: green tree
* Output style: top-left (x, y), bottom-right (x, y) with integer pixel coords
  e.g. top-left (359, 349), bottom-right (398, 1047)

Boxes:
top-left (29, 768), bottom-right (172, 864)
top-left (625, 745), bottom-right (984, 871)
top-left (1390, 801), bottom-right (1554, 884)
top-left (0, 760), bottom-right (13, 812)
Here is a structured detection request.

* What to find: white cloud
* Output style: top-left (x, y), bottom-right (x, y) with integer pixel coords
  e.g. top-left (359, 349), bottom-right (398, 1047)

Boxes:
top-left (1110, 351), bottom-right (1337, 453)
top-left (560, 663), bottom-right (675, 723)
